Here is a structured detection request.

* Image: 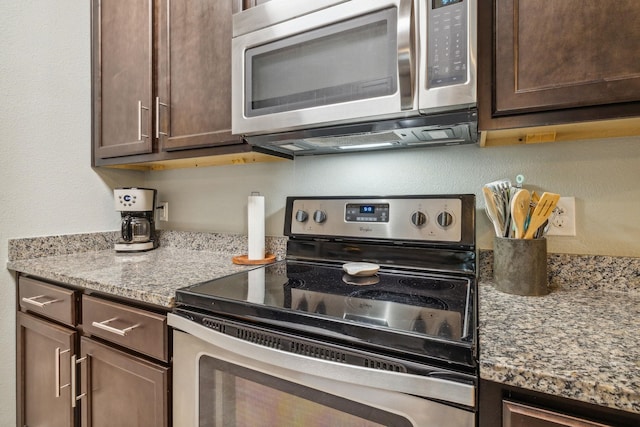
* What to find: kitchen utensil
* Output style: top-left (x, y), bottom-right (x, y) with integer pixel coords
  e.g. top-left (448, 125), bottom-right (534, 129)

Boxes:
top-left (523, 192), bottom-right (560, 239)
top-left (484, 179), bottom-right (512, 237)
top-left (342, 262), bottom-right (380, 277)
top-left (510, 189), bottom-right (531, 239)
top-left (482, 187), bottom-right (504, 237)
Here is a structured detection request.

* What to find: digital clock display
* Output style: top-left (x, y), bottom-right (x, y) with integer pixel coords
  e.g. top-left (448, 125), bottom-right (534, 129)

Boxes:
top-left (345, 203), bottom-right (389, 223)
top-left (360, 205), bottom-right (375, 214)
top-left (433, 0), bottom-right (463, 9)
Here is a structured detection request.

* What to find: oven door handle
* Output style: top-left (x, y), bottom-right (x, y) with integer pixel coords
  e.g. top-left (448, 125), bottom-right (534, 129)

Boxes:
top-left (168, 313), bottom-right (475, 408)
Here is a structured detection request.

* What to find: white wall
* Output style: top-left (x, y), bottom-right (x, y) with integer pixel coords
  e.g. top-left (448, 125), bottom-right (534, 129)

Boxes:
top-left (1, 0), bottom-right (639, 425)
top-left (0, 1), bottom-right (143, 424)
top-left (148, 136), bottom-right (640, 257)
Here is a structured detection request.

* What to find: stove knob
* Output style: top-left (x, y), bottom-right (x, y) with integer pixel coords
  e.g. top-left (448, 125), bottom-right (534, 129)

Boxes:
top-left (411, 211), bottom-right (427, 227)
top-left (295, 209), bottom-right (308, 222)
top-left (313, 210), bottom-right (327, 224)
top-left (437, 211), bottom-right (454, 228)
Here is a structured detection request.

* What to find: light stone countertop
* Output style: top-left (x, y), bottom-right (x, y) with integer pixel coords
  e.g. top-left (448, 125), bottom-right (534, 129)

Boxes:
top-left (479, 282), bottom-right (640, 415)
top-left (7, 230), bottom-right (287, 308)
top-left (6, 232), bottom-right (640, 415)
top-left (8, 247), bottom-right (258, 307)
top-left (478, 251), bottom-right (640, 415)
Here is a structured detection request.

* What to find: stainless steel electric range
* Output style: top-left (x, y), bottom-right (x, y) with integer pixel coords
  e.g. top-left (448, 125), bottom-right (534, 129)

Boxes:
top-left (169, 195), bottom-right (477, 426)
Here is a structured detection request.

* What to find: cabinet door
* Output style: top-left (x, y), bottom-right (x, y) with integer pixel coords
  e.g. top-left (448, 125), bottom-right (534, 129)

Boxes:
top-left (479, 0), bottom-right (640, 130)
top-left (17, 311), bottom-right (76, 427)
top-left (157, 0), bottom-right (243, 151)
top-left (93, 0), bottom-right (153, 159)
top-left (80, 337), bottom-right (169, 427)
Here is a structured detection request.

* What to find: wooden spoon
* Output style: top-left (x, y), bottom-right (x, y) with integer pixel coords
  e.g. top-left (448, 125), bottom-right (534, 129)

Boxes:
top-left (523, 192), bottom-right (560, 239)
top-left (510, 189), bottom-right (531, 239)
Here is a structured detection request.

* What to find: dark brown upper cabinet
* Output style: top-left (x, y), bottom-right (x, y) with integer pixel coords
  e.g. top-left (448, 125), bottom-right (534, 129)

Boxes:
top-left (93, 0), bottom-right (154, 159)
top-left (478, 0), bottom-right (640, 131)
top-left (92, 0), bottom-right (277, 169)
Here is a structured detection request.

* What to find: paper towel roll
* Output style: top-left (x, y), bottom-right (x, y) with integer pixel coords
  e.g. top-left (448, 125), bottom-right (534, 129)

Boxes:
top-left (247, 192), bottom-right (265, 260)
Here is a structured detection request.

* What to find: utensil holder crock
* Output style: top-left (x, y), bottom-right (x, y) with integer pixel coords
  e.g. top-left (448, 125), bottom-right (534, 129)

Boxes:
top-left (493, 237), bottom-right (548, 296)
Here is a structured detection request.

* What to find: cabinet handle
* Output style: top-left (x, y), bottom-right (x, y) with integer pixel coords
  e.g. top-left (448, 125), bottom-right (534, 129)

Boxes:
top-left (155, 96), bottom-right (169, 138)
top-left (91, 317), bottom-right (140, 336)
top-left (55, 347), bottom-right (71, 398)
top-left (71, 355), bottom-right (87, 408)
top-left (138, 100), bottom-right (150, 140)
top-left (22, 295), bottom-right (60, 308)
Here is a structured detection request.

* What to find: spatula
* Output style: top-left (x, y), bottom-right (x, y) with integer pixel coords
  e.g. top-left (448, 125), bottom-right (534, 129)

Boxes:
top-left (523, 192), bottom-right (560, 239)
top-left (510, 189), bottom-right (531, 239)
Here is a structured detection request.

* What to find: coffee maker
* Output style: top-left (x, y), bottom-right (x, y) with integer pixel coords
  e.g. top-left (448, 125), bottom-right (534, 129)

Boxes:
top-left (114, 188), bottom-right (158, 252)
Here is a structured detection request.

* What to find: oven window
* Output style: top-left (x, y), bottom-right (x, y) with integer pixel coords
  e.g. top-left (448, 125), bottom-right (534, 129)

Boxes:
top-left (198, 355), bottom-right (412, 427)
top-left (245, 8), bottom-right (398, 117)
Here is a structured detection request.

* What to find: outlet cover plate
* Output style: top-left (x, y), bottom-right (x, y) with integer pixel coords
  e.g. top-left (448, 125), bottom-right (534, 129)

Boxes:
top-left (548, 196), bottom-right (576, 236)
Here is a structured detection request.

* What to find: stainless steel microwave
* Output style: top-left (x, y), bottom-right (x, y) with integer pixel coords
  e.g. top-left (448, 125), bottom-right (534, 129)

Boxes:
top-left (232, 0), bottom-right (478, 156)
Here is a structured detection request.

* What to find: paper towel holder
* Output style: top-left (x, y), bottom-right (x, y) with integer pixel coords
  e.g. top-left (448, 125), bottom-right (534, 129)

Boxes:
top-left (232, 253), bottom-right (276, 265)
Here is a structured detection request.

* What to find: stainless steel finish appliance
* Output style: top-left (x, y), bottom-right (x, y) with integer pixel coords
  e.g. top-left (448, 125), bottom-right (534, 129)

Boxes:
top-left (231, 0), bottom-right (478, 156)
top-left (169, 194), bottom-right (477, 426)
top-left (114, 187), bottom-right (158, 252)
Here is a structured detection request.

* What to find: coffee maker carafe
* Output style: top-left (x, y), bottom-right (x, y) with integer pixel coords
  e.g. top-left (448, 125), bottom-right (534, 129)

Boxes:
top-left (114, 188), bottom-right (158, 252)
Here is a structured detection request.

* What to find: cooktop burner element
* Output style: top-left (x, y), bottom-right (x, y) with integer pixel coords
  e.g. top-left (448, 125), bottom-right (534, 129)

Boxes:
top-left (175, 195), bottom-right (477, 371)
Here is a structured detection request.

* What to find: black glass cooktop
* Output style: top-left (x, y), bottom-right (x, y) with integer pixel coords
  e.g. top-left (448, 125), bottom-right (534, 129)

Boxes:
top-left (175, 260), bottom-right (476, 368)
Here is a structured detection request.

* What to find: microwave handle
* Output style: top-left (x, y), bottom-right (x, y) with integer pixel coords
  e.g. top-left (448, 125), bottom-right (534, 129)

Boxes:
top-left (397, 0), bottom-right (416, 110)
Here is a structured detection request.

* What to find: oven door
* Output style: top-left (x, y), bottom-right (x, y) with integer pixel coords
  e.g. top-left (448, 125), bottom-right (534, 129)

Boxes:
top-left (231, 0), bottom-right (416, 136)
top-left (169, 313), bottom-right (475, 427)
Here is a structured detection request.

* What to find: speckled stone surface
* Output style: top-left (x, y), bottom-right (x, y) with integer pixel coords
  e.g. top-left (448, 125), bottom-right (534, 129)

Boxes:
top-left (479, 250), bottom-right (640, 415)
top-left (7, 231), bottom-right (288, 308)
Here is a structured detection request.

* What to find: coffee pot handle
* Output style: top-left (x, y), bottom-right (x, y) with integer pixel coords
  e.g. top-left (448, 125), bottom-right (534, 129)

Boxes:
top-left (121, 215), bottom-right (133, 242)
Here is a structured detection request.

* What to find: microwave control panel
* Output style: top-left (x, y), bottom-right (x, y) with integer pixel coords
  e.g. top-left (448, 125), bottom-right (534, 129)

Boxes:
top-left (427, 0), bottom-right (468, 88)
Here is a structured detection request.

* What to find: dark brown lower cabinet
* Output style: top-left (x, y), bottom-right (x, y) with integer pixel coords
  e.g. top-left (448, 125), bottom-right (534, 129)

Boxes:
top-left (17, 311), bottom-right (77, 427)
top-left (80, 337), bottom-right (169, 427)
top-left (480, 379), bottom-right (640, 427)
top-left (16, 274), bottom-right (171, 427)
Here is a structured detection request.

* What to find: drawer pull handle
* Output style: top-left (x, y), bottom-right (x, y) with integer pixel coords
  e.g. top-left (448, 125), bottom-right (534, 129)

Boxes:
top-left (71, 355), bottom-right (87, 408)
top-left (22, 295), bottom-right (61, 308)
top-left (91, 318), bottom-right (140, 336)
top-left (55, 347), bottom-right (71, 398)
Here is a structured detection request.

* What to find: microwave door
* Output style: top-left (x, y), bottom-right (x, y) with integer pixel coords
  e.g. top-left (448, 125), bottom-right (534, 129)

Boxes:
top-left (232, 0), bottom-right (417, 136)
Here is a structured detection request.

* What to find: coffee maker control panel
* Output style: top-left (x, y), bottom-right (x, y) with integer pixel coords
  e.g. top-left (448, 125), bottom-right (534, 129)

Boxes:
top-left (114, 188), bottom-right (156, 212)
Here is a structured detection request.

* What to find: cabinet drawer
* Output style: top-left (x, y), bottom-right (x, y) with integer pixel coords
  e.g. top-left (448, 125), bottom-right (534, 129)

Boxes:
top-left (18, 276), bottom-right (77, 326)
top-left (503, 400), bottom-right (613, 427)
top-left (82, 295), bottom-right (168, 362)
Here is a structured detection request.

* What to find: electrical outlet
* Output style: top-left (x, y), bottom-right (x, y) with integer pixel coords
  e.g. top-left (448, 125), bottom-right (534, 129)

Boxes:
top-left (158, 202), bottom-right (169, 221)
top-left (547, 197), bottom-right (576, 236)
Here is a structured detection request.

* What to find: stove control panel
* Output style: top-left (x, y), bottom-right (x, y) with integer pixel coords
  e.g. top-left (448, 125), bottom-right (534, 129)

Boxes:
top-left (287, 196), bottom-right (472, 243)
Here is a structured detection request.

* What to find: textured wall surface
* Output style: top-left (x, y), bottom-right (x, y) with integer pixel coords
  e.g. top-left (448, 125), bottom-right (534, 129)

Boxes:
top-left (0, 1), bottom-right (142, 424)
top-left (147, 136), bottom-right (640, 257)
